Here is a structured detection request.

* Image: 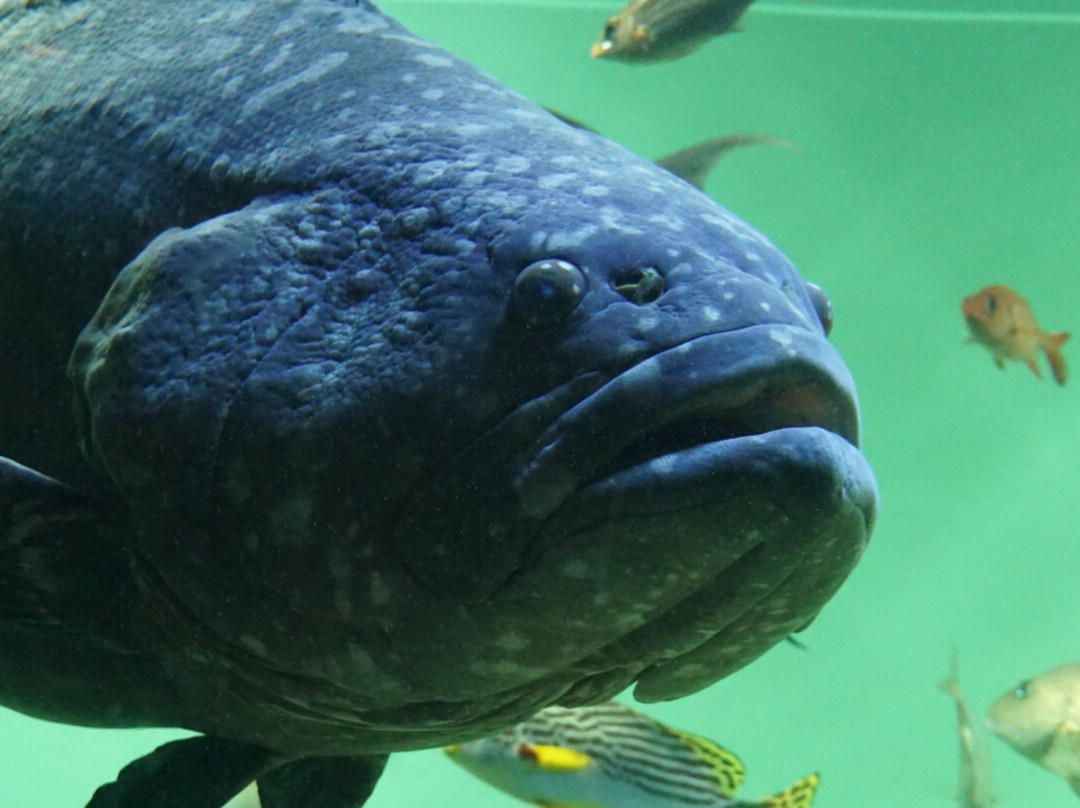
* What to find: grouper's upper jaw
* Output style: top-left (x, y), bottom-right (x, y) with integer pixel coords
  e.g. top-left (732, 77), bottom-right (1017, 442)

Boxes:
top-left (394, 322), bottom-right (877, 701)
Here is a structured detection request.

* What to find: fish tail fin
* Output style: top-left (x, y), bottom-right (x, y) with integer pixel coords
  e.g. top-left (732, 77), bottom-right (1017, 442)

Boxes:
top-left (757, 773), bottom-right (820, 808)
top-left (938, 647), bottom-right (962, 700)
top-left (1041, 331), bottom-right (1070, 386)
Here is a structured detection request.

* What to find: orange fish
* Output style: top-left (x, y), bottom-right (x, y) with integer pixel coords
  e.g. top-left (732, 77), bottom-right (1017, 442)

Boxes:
top-left (962, 284), bottom-right (1069, 385)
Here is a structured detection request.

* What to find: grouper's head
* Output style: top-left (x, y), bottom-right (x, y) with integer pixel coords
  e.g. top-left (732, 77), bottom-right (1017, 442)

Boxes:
top-left (68, 6), bottom-right (877, 751)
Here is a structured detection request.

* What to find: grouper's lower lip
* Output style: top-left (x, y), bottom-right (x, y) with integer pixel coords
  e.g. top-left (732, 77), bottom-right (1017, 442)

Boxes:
top-left (517, 324), bottom-right (861, 499)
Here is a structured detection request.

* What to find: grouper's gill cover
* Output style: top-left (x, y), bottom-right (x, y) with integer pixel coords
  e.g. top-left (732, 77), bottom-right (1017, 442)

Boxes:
top-left (0, 0), bottom-right (883, 743)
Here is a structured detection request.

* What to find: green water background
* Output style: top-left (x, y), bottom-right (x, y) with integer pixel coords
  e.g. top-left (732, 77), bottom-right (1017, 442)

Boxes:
top-left (3, 1), bottom-right (1079, 805)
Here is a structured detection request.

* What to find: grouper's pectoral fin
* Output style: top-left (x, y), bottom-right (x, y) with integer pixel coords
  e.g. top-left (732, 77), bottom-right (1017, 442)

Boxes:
top-left (257, 754), bottom-right (389, 808)
top-left (0, 455), bottom-right (179, 727)
top-left (0, 455), bottom-right (109, 626)
top-left (86, 736), bottom-right (282, 808)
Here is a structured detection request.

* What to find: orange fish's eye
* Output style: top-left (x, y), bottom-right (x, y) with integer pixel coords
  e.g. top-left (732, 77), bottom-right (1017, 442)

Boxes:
top-left (1015, 680), bottom-right (1030, 699)
top-left (986, 293), bottom-right (997, 314)
top-left (603, 22), bottom-right (616, 42)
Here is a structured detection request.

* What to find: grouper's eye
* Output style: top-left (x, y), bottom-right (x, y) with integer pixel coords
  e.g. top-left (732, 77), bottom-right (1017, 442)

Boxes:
top-left (512, 259), bottom-right (586, 328)
top-left (806, 281), bottom-right (833, 337)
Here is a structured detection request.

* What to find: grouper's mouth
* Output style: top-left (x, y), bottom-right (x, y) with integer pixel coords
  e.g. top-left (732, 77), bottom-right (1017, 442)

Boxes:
top-left (587, 367), bottom-right (856, 485)
top-left (393, 324), bottom-right (877, 701)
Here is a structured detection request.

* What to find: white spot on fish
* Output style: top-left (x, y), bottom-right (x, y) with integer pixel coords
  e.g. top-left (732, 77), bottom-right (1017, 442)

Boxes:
top-left (455, 123), bottom-right (488, 138)
top-left (583, 185), bottom-right (610, 197)
top-left (495, 633), bottom-right (529, 652)
top-left (242, 52), bottom-right (349, 119)
top-left (538, 173), bottom-right (576, 190)
top-left (723, 292), bottom-right (735, 300)
top-left (461, 169), bottom-right (489, 187)
top-left (240, 634), bottom-right (267, 656)
top-left (334, 590), bottom-right (353, 620)
top-left (414, 53), bottom-right (454, 68)
top-left (561, 560), bottom-right (589, 579)
top-left (547, 224), bottom-right (598, 251)
top-left (745, 251), bottom-right (761, 262)
top-left (701, 306), bottom-right (720, 322)
top-left (421, 88), bottom-right (444, 101)
top-left (370, 572), bottom-right (390, 605)
top-left (495, 156), bottom-right (531, 174)
top-left (769, 328), bottom-right (794, 346)
top-left (262, 42), bottom-right (294, 74)
top-left (760, 302), bottom-right (771, 312)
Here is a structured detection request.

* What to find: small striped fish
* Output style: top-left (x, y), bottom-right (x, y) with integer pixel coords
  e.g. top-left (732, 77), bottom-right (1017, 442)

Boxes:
top-left (445, 702), bottom-right (818, 808)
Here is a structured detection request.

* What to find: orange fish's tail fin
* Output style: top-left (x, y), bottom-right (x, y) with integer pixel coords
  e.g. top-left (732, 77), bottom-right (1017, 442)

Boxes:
top-left (1041, 331), bottom-right (1070, 386)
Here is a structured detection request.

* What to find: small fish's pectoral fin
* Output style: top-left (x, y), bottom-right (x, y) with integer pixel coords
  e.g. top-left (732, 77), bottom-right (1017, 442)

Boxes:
top-left (757, 772), bottom-right (821, 808)
top-left (520, 744), bottom-right (594, 772)
top-left (994, 356), bottom-right (1005, 371)
top-left (1025, 357), bottom-right (1043, 380)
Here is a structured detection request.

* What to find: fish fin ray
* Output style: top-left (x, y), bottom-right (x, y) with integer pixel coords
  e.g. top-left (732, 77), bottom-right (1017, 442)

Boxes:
top-left (1042, 331), bottom-right (1069, 385)
top-left (757, 772), bottom-right (820, 808)
top-left (667, 727), bottom-right (746, 796)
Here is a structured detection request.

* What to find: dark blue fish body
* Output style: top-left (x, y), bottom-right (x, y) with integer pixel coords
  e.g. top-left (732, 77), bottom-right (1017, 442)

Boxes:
top-left (0, 1), bottom-right (877, 804)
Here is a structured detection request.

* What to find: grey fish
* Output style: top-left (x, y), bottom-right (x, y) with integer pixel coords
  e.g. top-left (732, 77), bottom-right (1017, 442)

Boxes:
top-left (0, 0), bottom-right (877, 806)
top-left (544, 111), bottom-right (799, 191)
top-left (655, 134), bottom-right (800, 190)
top-left (938, 650), bottom-right (995, 808)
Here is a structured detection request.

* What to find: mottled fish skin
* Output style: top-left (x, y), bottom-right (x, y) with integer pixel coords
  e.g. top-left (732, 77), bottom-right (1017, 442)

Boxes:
top-left (592, 0), bottom-right (755, 62)
top-left (0, 0), bottom-right (875, 758)
top-left (446, 702), bottom-right (819, 808)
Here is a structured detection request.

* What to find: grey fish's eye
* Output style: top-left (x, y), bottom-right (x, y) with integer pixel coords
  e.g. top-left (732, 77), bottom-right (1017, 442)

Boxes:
top-left (612, 266), bottom-right (664, 305)
top-left (1015, 680), bottom-right (1030, 699)
top-left (512, 259), bottom-right (586, 329)
top-left (806, 281), bottom-right (834, 336)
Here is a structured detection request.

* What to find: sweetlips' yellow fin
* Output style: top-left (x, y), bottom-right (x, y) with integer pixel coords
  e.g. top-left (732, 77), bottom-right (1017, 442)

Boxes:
top-left (758, 773), bottom-right (820, 808)
top-left (520, 743), bottom-right (594, 772)
top-left (666, 727), bottom-right (746, 797)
